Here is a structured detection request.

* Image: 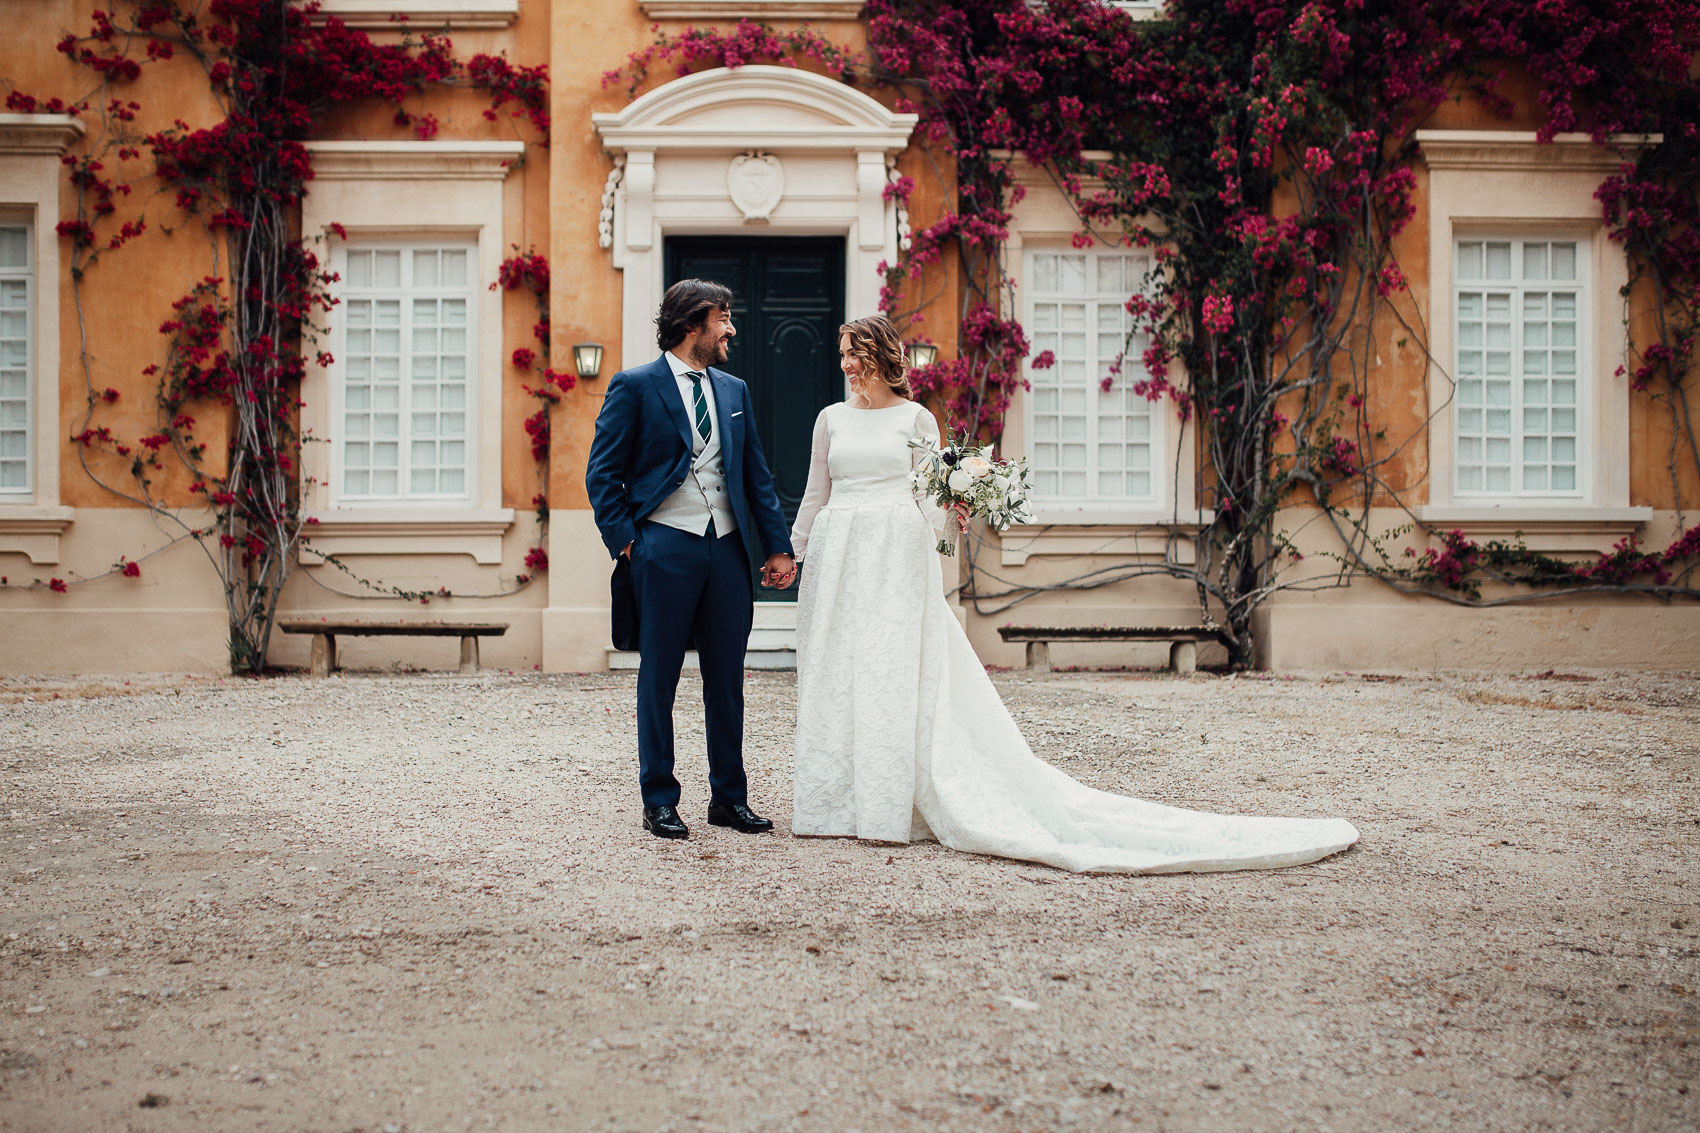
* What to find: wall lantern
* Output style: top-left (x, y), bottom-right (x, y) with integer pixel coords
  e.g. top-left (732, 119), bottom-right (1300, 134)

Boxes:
top-left (906, 341), bottom-right (939, 369)
top-left (572, 342), bottom-right (604, 380)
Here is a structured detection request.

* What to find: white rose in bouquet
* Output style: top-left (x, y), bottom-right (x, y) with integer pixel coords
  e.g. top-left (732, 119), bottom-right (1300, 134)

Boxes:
top-left (910, 430), bottom-right (1036, 555)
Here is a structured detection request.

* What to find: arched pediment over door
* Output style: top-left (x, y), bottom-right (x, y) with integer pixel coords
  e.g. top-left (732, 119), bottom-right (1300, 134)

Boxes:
top-left (592, 65), bottom-right (919, 366)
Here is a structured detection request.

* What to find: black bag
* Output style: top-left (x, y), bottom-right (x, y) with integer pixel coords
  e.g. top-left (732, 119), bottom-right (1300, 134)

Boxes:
top-left (610, 555), bottom-right (639, 652)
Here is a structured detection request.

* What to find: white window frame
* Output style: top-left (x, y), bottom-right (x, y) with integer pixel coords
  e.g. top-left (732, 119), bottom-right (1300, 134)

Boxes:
top-left (1450, 232), bottom-right (1590, 501)
top-left (298, 140), bottom-right (521, 565)
top-left (995, 153), bottom-right (1206, 566)
top-left (0, 115), bottom-right (81, 566)
top-left (0, 218), bottom-right (34, 499)
top-left (1022, 245), bottom-right (1165, 510)
top-left (1415, 130), bottom-right (1656, 547)
top-left (330, 240), bottom-right (479, 506)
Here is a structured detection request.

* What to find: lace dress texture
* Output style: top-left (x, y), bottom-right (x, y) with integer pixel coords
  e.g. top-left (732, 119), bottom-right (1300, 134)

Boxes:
top-left (788, 399), bottom-right (1360, 873)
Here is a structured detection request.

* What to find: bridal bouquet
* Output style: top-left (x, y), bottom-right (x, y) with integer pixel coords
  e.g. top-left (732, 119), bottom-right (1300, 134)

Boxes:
top-left (909, 431), bottom-right (1035, 555)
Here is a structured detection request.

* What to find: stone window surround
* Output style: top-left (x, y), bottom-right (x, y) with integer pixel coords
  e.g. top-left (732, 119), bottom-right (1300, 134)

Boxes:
top-left (0, 114), bottom-right (83, 566)
top-left (1416, 129), bottom-right (1658, 551)
top-left (998, 151), bottom-right (1209, 566)
top-left (592, 65), bottom-right (918, 386)
top-left (299, 140), bottom-right (521, 565)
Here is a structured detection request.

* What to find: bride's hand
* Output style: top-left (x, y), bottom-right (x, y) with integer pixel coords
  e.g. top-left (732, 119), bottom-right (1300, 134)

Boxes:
top-left (948, 502), bottom-right (970, 534)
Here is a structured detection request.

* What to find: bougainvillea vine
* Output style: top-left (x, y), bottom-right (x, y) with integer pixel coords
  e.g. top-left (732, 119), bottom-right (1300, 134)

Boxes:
top-left (7, 0), bottom-right (550, 668)
top-left (611, 0), bottom-right (1700, 666)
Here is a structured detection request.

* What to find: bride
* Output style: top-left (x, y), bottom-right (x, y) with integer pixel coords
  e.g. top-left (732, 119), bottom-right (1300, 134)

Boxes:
top-left (787, 314), bottom-right (1358, 873)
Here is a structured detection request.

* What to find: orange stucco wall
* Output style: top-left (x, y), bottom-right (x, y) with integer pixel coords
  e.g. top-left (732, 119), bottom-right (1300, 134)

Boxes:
top-left (23, 12), bottom-right (1674, 536)
top-left (4, 10), bottom-right (1696, 673)
top-left (2, 0), bottom-right (552, 514)
top-left (1625, 273), bottom-right (1700, 508)
top-left (1265, 64), bottom-right (1699, 515)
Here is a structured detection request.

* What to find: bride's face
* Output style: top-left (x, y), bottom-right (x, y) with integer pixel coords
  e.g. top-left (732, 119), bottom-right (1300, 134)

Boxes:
top-left (839, 333), bottom-right (864, 389)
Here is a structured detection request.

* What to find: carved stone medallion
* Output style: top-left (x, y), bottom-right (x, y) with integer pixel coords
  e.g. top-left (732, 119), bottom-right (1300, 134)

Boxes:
top-left (728, 153), bottom-right (785, 222)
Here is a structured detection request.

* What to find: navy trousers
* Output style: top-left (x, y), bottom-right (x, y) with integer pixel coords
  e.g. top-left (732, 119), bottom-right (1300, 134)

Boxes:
top-left (630, 520), bottom-right (753, 810)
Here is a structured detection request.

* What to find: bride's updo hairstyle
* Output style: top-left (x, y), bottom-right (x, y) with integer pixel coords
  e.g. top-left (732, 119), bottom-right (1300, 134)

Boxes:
top-left (840, 315), bottom-right (912, 400)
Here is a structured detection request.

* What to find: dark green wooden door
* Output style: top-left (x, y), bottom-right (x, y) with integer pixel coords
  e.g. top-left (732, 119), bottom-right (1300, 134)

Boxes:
top-left (665, 236), bottom-right (845, 601)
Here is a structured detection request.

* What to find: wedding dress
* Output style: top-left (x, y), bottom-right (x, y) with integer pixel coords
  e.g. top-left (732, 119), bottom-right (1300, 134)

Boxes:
top-left (788, 399), bottom-right (1359, 873)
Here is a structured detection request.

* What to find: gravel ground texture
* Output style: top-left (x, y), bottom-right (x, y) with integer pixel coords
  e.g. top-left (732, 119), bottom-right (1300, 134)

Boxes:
top-left (1, 666), bottom-right (1697, 1133)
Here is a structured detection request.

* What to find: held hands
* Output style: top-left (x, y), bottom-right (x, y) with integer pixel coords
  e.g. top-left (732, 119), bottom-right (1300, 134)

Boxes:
top-left (762, 553), bottom-right (798, 589)
top-left (626, 542), bottom-right (795, 589)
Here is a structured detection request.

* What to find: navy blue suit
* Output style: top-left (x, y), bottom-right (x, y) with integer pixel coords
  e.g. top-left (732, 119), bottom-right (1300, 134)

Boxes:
top-left (584, 354), bottom-right (793, 810)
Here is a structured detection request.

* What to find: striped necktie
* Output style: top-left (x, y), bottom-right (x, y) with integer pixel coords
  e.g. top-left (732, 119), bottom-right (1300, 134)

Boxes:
top-left (685, 371), bottom-right (712, 443)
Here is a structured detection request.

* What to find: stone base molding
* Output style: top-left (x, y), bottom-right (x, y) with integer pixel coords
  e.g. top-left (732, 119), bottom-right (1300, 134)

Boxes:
top-left (1255, 601), bottom-right (1700, 671)
top-left (0, 608), bottom-right (233, 674)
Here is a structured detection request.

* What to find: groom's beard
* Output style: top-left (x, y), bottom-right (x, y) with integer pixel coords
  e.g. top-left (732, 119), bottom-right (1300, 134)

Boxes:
top-left (692, 336), bottom-right (731, 369)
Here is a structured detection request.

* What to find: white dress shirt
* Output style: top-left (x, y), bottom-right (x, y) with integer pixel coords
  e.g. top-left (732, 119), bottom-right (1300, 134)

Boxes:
top-left (664, 349), bottom-right (719, 451)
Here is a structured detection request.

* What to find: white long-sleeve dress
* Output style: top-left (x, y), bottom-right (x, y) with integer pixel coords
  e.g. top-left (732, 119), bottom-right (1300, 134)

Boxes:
top-left (788, 399), bottom-right (1359, 873)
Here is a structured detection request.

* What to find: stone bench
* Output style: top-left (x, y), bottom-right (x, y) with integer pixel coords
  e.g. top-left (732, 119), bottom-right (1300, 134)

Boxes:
top-left (278, 619), bottom-right (509, 678)
top-left (995, 624), bottom-right (1226, 676)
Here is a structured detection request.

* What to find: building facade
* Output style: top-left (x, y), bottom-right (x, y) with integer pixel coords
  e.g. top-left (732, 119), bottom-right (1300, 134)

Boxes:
top-left (1, 1), bottom-right (1696, 673)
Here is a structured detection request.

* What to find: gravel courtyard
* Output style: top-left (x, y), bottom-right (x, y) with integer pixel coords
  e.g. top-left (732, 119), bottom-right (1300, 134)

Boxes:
top-left (1, 666), bottom-right (1696, 1132)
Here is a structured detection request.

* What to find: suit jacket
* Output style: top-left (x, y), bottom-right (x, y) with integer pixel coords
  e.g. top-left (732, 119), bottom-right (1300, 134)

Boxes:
top-left (585, 353), bottom-right (794, 591)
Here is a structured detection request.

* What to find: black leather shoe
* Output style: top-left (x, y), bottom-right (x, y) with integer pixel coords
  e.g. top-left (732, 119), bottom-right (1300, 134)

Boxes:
top-left (706, 803), bottom-right (773, 833)
top-left (642, 805), bottom-right (688, 839)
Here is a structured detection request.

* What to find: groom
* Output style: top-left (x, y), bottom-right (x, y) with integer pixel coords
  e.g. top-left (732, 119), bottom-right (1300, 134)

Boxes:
top-left (585, 279), bottom-right (797, 840)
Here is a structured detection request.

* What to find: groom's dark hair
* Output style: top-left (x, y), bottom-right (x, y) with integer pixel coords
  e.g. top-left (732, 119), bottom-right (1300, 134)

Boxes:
top-left (656, 278), bottom-right (735, 351)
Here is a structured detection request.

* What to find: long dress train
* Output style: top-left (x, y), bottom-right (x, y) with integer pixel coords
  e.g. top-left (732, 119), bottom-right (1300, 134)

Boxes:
top-left (789, 399), bottom-right (1359, 874)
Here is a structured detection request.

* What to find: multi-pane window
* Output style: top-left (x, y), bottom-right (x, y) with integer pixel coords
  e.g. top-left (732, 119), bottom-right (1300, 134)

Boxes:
top-left (1025, 250), bottom-right (1156, 501)
top-left (0, 225), bottom-right (30, 494)
top-left (1454, 238), bottom-right (1584, 496)
top-left (339, 246), bottom-right (473, 499)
